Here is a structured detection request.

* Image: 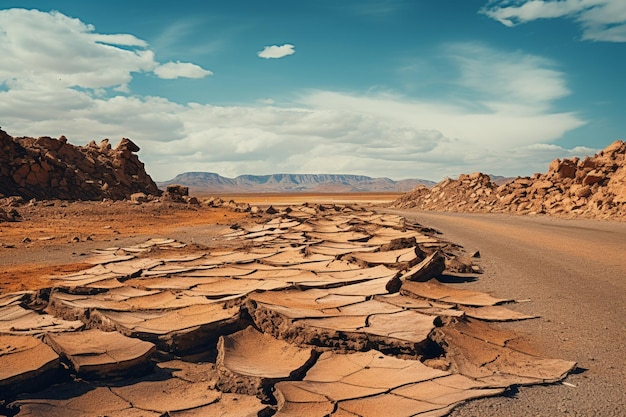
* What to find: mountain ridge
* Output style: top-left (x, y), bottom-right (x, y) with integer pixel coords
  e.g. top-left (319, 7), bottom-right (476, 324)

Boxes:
top-left (158, 172), bottom-right (436, 193)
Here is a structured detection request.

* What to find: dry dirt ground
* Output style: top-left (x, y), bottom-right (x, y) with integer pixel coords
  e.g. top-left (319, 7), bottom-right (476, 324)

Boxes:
top-left (2, 195), bottom-right (622, 416)
top-left (0, 194), bottom-right (402, 294)
top-left (0, 200), bottom-right (248, 294)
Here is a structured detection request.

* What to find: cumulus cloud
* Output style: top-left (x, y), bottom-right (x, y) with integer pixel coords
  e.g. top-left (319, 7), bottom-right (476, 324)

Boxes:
top-left (481, 0), bottom-right (626, 42)
top-left (154, 61), bottom-right (213, 79)
top-left (257, 44), bottom-right (296, 59)
top-left (91, 33), bottom-right (148, 47)
top-left (0, 8), bottom-right (211, 91)
top-left (0, 8), bottom-right (592, 182)
top-left (300, 42), bottom-right (584, 152)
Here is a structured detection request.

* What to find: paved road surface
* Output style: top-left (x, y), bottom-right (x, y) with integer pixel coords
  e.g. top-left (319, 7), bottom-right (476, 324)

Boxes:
top-left (386, 210), bottom-right (626, 417)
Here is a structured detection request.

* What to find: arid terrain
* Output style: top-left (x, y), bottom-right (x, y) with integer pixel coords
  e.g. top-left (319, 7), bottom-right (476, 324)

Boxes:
top-left (0, 200), bottom-right (247, 294)
top-left (2, 194), bottom-right (623, 416)
top-left (0, 193), bottom-right (403, 294)
top-left (1, 131), bottom-right (624, 416)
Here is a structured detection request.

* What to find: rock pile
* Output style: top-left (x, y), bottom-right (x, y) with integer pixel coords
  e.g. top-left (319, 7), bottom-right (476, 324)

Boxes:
top-left (1, 204), bottom-right (575, 416)
top-left (391, 140), bottom-right (626, 220)
top-left (0, 129), bottom-right (160, 201)
top-left (391, 173), bottom-right (499, 214)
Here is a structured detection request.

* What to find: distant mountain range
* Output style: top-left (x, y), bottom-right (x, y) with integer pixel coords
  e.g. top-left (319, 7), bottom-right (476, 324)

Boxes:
top-left (158, 172), bottom-right (437, 194)
top-left (489, 174), bottom-right (515, 185)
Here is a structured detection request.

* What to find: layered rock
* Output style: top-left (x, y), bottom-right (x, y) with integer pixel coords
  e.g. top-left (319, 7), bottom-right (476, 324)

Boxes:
top-left (0, 129), bottom-right (160, 201)
top-left (391, 140), bottom-right (626, 220)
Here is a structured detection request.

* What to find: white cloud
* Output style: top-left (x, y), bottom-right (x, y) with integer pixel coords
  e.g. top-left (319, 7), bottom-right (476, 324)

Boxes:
top-left (91, 33), bottom-right (148, 47)
top-left (0, 8), bottom-right (211, 91)
top-left (0, 9), bottom-right (591, 182)
top-left (446, 42), bottom-right (570, 109)
top-left (299, 42), bottom-right (584, 153)
top-left (503, 143), bottom-right (598, 174)
top-left (481, 0), bottom-right (626, 42)
top-left (257, 44), bottom-right (296, 59)
top-left (154, 61), bottom-right (213, 79)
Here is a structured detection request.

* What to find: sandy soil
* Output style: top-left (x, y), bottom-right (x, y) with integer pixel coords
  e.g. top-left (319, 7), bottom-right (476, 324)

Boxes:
top-left (0, 200), bottom-right (247, 293)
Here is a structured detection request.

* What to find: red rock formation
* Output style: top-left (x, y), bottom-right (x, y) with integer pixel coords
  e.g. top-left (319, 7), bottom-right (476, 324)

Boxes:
top-left (0, 129), bottom-right (160, 201)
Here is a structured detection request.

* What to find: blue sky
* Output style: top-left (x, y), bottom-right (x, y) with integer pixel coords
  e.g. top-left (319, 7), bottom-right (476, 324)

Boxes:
top-left (0, 0), bottom-right (624, 181)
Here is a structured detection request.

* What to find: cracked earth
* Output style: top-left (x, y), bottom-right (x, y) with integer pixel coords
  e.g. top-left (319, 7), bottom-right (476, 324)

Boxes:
top-left (1, 200), bottom-right (580, 416)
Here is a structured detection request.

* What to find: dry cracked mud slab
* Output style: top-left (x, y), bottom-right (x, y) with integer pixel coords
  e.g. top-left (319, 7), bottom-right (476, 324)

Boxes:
top-left (458, 305), bottom-right (539, 321)
top-left (385, 251), bottom-right (447, 292)
top-left (401, 279), bottom-right (512, 307)
top-left (216, 326), bottom-right (317, 400)
top-left (274, 350), bottom-right (505, 417)
top-left (88, 302), bottom-right (243, 352)
top-left (432, 319), bottom-right (577, 387)
top-left (345, 246), bottom-right (422, 268)
top-left (399, 251), bottom-right (446, 283)
top-left (10, 384), bottom-right (161, 417)
top-left (49, 287), bottom-right (217, 314)
top-left (45, 329), bottom-right (156, 378)
top-left (11, 379), bottom-right (270, 417)
top-left (247, 289), bottom-right (442, 354)
top-left (374, 294), bottom-right (465, 319)
top-left (1, 203), bottom-right (577, 416)
top-left (307, 242), bottom-right (379, 256)
top-left (0, 335), bottom-right (59, 397)
top-left (0, 299), bottom-right (84, 336)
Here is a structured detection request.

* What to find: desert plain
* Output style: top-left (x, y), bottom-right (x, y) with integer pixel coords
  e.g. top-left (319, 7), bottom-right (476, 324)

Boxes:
top-left (1, 133), bottom-right (625, 416)
top-left (1, 192), bottom-right (624, 416)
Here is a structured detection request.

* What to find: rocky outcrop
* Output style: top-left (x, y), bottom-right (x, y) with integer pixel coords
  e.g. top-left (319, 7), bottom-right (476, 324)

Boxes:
top-left (0, 129), bottom-right (160, 201)
top-left (391, 140), bottom-right (626, 220)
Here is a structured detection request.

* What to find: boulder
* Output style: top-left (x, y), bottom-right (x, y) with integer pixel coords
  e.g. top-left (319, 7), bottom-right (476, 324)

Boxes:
top-left (583, 170), bottom-right (606, 185)
top-left (0, 207), bottom-right (21, 222)
top-left (163, 184), bottom-right (189, 203)
top-left (129, 192), bottom-right (148, 204)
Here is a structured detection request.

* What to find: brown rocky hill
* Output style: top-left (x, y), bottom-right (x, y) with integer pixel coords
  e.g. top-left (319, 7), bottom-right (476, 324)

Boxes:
top-left (0, 129), bottom-right (160, 201)
top-left (390, 140), bottom-right (626, 220)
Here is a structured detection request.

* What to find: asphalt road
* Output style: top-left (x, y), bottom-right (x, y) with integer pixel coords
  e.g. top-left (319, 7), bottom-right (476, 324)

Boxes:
top-left (386, 210), bottom-right (626, 417)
